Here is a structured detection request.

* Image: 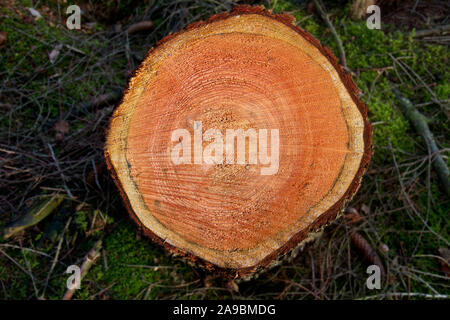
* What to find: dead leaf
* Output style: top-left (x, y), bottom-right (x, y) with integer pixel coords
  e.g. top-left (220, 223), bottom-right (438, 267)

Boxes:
top-left (379, 243), bottom-right (389, 253)
top-left (0, 31), bottom-right (6, 46)
top-left (22, 15), bottom-right (33, 24)
top-left (361, 204), bottom-right (370, 215)
top-left (75, 202), bottom-right (86, 211)
top-left (54, 119), bottom-right (69, 142)
top-left (54, 119), bottom-right (69, 134)
top-left (34, 66), bottom-right (46, 74)
top-left (49, 43), bottom-right (63, 64)
top-left (203, 275), bottom-right (215, 288)
top-left (26, 7), bottom-right (42, 20)
top-left (345, 207), bottom-right (364, 224)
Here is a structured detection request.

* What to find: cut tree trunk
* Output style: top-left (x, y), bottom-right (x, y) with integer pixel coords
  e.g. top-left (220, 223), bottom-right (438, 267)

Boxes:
top-left (105, 5), bottom-right (372, 277)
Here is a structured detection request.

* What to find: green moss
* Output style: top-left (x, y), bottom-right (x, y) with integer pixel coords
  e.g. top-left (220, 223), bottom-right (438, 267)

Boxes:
top-left (76, 222), bottom-right (196, 299)
top-left (74, 211), bottom-right (89, 232)
top-left (0, 5), bottom-right (127, 133)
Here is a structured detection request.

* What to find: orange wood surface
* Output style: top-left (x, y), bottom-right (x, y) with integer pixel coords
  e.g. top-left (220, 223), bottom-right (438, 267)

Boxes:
top-left (105, 6), bottom-right (372, 275)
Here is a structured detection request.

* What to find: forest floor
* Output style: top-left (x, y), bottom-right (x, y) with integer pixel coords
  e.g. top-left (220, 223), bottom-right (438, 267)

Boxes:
top-left (0, 0), bottom-right (448, 299)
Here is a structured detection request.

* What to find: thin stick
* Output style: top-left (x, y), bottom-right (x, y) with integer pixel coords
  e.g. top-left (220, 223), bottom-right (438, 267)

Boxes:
top-left (47, 143), bottom-right (74, 198)
top-left (312, 0), bottom-right (347, 69)
top-left (20, 242), bottom-right (39, 298)
top-left (40, 217), bottom-right (72, 299)
top-left (0, 249), bottom-right (37, 285)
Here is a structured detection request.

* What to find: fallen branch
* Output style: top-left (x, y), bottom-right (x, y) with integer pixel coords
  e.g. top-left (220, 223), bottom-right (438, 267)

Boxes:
top-left (312, 0), bottom-right (347, 68)
top-left (392, 87), bottom-right (450, 197)
top-left (62, 240), bottom-right (102, 300)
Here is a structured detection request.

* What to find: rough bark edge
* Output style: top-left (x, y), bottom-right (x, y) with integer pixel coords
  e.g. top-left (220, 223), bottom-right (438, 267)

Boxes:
top-left (104, 5), bottom-right (373, 279)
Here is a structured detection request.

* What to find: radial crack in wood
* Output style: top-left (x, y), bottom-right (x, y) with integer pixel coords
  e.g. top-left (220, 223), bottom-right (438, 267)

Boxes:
top-left (105, 5), bottom-right (372, 277)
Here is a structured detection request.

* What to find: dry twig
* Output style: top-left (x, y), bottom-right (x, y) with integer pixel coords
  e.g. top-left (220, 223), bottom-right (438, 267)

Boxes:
top-left (312, 0), bottom-right (347, 69)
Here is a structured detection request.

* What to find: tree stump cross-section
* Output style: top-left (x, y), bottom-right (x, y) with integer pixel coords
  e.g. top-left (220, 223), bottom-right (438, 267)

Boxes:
top-left (105, 5), bottom-right (372, 277)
